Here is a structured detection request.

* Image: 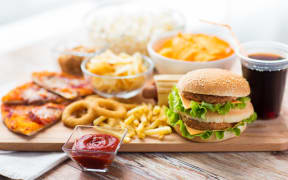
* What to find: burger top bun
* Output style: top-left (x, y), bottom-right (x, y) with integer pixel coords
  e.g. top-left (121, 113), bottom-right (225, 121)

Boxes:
top-left (177, 68), bottom-right (250, 97)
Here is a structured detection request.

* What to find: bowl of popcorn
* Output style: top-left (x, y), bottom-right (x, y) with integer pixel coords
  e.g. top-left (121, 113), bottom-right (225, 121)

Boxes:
top-left (81, 50), bottom-right (154, 98)
top-left (147, 21), bottom-right (238, 74)
top-left (83, 2), bottom-right (185, 55)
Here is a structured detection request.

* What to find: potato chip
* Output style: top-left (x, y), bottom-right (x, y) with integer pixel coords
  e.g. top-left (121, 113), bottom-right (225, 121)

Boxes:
top-left (156, 33), bottom-right (234, 62)
top-left (87, 50), bottom-right (147, 93)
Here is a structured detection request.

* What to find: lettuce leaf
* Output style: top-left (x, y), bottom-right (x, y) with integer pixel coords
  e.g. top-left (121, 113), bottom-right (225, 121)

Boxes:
top-left (168, 86), bottom-right (185, 113)
top-left (166, 108), bottom-right (213, 139)
top-left (215, 131), bottom-right (224, 139)
top-left (169, 86), bottom-right (250, 119)
top-left (166, 107), bottom-right (257, 140)
top-left (166, 107), bottom-right (180, 126)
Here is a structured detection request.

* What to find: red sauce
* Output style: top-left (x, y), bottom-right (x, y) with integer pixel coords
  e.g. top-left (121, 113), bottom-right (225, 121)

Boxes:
top-left (72, 134), bottom-right (119, 170)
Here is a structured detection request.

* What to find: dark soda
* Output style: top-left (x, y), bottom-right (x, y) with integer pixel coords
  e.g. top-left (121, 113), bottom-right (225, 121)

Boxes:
top-left (242, 53), bottom-right (287, 119)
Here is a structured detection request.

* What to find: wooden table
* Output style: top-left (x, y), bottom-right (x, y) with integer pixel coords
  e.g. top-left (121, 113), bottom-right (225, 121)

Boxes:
top-left (1, 35), bottom-right (288, 180)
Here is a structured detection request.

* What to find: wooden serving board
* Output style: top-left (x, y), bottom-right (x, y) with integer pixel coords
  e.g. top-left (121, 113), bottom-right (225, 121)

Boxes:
top-left (1, 74), bottom-right (288, 152)
top-left (1, 106), bottom-right (288, 152)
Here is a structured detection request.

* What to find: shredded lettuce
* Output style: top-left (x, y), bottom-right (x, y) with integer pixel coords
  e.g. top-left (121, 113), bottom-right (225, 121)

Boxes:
top-left (169, 86), bottom-right (250, 119)
top-left (166, 107), bottom-right (257, 140)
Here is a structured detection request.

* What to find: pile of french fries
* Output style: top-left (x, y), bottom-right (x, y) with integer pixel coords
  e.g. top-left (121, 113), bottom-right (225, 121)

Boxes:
top-left (93, 104), bottom-right (172, 143)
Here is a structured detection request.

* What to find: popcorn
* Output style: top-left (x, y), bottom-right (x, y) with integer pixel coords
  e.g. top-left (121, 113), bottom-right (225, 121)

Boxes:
top-left (86, 9), bottom-right (184, 55)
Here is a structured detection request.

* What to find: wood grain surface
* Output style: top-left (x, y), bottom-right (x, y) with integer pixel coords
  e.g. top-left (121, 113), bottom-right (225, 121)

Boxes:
top-left (1, 111), bottom-right (288, 152)
top-left (1, 33), bottom-right (288, 179)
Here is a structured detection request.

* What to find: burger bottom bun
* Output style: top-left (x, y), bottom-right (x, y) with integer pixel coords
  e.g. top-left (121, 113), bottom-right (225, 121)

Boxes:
top-left (174, 123), bottom-right (247, 143)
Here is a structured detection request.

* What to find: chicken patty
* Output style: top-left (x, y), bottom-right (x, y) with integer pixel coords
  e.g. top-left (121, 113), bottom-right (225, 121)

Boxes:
top-left (182, 91), bottom-right (236, 104)
top-left (180, 113), bottom-right (236, 130)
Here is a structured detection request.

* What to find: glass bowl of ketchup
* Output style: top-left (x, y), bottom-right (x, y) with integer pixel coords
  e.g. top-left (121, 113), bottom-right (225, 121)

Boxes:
top-left (237, 41), bottom-right (288, 119)
top-left (62, 125), bottom-right (127, 172)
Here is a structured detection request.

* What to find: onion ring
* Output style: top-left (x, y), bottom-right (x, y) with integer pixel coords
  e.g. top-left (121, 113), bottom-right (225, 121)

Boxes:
top-left (110, 98), bottom-right (138, 110)
top-left (85, 95), bottom-right (101, 103)
top-left (121, 103), bottom-right (137, 110)
top-left (93, 98), bottom-right (126, 118)
top-left (62, 100), bottom-right (96, 127)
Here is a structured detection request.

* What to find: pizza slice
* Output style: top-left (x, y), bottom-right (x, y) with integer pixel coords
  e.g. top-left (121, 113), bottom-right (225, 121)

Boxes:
top-left (2, 82), bottom-right (65, 105)
top-left (32, 71), bottom-right (93, 100)
top-left (1, 103), bottom-right (65, 136)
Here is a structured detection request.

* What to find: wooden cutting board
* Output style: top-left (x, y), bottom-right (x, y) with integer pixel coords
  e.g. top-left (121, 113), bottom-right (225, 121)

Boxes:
top-left (1, 104), bottom-right (288, 152)
top-left (1, 75), bottom-right (288, 152)
top-left (0, 115), bottom-right (288, 152)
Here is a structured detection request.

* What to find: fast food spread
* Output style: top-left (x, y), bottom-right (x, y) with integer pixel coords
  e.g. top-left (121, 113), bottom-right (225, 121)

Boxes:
top-left (2, 8), bottom-right (270, 160)
top-left (2, 2), bottom-right (288, 176)
top-left (156, 33), bottom-right (234, 62)
top-left (1, 39), bottom-right (257, 142)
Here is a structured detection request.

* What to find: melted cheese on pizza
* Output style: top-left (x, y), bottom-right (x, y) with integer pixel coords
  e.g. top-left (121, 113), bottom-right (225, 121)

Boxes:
top-left (1, 103), bottom-right (64, 135)
top-left (2, 82), bottom-right (65, 105)
top-left (32, 71), bottom-right (93, 99)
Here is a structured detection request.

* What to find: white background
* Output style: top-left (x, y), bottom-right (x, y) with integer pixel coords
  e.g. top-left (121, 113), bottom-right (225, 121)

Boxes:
top-left (0, 0), bottom-right (288, 54)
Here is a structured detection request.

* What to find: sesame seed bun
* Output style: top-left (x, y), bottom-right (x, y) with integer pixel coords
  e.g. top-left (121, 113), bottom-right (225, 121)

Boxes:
top-left (177, 68), bottom-right (250, 97)
top-left (174, 123), bottom-right (247, 143)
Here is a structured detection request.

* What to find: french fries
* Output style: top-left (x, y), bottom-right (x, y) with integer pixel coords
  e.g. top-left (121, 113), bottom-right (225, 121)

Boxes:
top-left (93, 116), bottom-right (107, 126)
top-left (93, 126), bottom-right (131, 143)
top-left (144, 126), bottom-right (172, 136)
top-left (93, 103), bottom-right (172, 143)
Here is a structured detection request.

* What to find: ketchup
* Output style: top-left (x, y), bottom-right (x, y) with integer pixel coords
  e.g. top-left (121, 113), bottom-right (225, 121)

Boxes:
top-left (72, 134), bottom-right (119, 170)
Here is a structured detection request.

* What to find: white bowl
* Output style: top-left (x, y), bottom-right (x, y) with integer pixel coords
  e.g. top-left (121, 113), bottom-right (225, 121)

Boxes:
top-left (147, 27), bottom-right (238, 74)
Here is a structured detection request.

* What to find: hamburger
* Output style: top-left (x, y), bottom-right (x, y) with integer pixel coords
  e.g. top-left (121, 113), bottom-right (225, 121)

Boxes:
top-left (166, 68), bottom-right (257, 142)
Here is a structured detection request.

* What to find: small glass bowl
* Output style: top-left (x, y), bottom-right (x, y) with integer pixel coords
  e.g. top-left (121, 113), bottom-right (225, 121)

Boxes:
top-left (81, 55), bottom-right (154, 99)
top-left (62, 125), bottom-right (127, 172)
